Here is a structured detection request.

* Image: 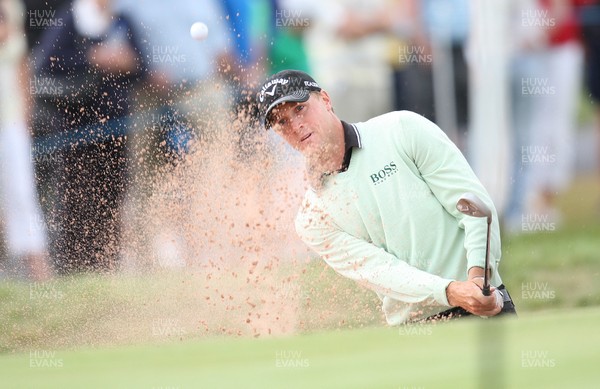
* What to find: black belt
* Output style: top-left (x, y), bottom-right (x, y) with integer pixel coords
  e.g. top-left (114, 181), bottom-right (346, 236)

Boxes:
top-left (423, 284), bottom-right (517, 322)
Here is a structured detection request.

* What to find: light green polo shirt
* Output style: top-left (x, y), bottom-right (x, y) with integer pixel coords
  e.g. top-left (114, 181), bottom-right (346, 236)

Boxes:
top-left (295, 111), bottom-right (502, 324)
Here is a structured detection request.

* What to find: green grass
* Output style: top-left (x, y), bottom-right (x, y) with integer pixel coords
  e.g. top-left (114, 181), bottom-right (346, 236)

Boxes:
top-left (0, 307), bottom-right (598, 388)
top-left (502, 224), bottom-right (600, 310)
top-left (501, 176), bottom-right (600, 311)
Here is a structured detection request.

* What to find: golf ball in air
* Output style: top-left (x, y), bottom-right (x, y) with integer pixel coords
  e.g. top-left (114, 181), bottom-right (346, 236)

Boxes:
top-left (190, 22), bottom-right (208, 41)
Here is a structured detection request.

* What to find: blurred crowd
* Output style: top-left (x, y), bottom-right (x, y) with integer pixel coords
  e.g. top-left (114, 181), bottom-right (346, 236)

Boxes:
top-left (0, 0), bottom-right (599, 280)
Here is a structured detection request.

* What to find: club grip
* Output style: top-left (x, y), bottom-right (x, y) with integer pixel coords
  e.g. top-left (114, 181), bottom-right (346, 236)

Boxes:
top-left (482, 285), bottom-right (491, 296)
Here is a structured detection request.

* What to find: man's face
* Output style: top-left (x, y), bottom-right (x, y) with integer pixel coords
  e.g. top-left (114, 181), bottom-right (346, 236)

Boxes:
top-left (268, 91), bottom-right (334, 156)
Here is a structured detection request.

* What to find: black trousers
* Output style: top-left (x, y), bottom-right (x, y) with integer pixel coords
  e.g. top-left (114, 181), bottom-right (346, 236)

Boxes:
top-left (40, 138), bottom-right (128, 275)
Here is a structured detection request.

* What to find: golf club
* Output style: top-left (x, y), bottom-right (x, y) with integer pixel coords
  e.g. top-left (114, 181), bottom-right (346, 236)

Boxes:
top-left (456, 192), bottom-right (492, 296)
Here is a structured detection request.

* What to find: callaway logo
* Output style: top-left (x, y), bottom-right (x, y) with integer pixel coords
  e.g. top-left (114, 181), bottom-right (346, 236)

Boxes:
top-left (259, 78), bottom-right (289, 102)
top-left (264, 85), bottom-right (277, 97)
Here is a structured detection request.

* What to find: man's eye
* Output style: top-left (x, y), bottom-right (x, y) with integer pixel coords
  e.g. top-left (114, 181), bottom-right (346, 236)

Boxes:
top-left (278, 118), bottom-right (287, 126)
top-left (295, 105), bottom-right (304, 112)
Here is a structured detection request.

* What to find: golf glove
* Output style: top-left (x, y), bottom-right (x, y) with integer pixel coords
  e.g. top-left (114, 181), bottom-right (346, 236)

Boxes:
top-left (494, 288), bottom-right (504, 310)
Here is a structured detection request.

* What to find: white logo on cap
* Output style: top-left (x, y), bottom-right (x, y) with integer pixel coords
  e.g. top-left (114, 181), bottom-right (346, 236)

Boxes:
top-left (264, 85), bottom-right (277, 97)
top-left (259, 78), bottom-right (289, 102)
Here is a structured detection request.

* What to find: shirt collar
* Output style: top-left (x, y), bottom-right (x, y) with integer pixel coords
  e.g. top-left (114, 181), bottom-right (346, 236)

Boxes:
top-left (340, 120), bottom-right (362, 172)
top-left (316, 120), bottom-right (362, 188)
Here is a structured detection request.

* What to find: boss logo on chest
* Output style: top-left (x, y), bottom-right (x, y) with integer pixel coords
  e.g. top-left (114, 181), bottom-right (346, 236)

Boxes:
top-left (369, 161), bottom-right (398, 185)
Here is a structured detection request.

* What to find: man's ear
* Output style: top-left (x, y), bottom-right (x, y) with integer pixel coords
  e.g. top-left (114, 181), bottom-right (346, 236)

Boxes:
top-left (319, 90), bottom-right (334, 112)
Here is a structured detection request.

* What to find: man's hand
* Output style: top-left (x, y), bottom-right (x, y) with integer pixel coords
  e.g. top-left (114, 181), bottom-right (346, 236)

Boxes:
top-left (446, 280), bottom-right (502, 317)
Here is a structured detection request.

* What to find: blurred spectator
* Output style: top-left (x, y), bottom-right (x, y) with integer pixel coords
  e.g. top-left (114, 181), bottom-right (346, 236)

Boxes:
top-left (386, 1), bottom-right (426, 114)
top-left (116, 0), bottom-right (234, 162)
top-left (31, 0), bottom-right (146, 274)
top-left (268, 0), bottom-right (311, 74)
top-left (576, 0), bottom-right (600, 185)
top-left (385, 0), bottom-right (470, 147)
top-left (421, 0), bottom-right (470, 145)
top-left (283, 0), bottom-right (469, 131)
top-left (299, 0), bottom-right (393, 123)
top-left (0, 0), bottom-right (51, 280)
top-left (504, 0), bottom-right (549, 232)
top-left (465, 0), bottom-right (513, 210)
top-left (228, 0), bottom-right (315, 159)
top-left (221, 0), bottom-right (265, 157)
top-left (524, 0), bottom-right (583, 225)
top-left (22, 0), bottom-right (71, 49)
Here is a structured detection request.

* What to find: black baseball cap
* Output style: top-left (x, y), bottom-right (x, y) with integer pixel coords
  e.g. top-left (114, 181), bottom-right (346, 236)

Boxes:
top-left (257, 70), bottom-right (321, 129)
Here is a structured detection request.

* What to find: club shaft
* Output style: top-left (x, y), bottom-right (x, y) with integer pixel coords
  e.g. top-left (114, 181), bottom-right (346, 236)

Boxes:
top-left (482, 221), bottom-right (491, 296)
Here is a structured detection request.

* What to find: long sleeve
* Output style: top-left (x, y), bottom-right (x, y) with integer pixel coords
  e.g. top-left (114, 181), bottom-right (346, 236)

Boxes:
top-left (394, 111), bottom-right (501, 277)
top-left (296, 190), bottom-right (453, 307)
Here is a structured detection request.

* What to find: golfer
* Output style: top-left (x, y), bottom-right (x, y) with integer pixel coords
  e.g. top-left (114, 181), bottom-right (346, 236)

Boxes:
top-left (257, 70), bottom-right (516, 324)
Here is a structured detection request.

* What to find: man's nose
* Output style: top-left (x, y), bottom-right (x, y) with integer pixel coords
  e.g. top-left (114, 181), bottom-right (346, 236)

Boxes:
top-left (290, 115), bottom-right (304, 134)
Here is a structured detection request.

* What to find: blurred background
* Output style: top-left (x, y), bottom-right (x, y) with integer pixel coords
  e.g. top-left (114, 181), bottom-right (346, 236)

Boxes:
top-left (0, 0), bottom-right (599, 358)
